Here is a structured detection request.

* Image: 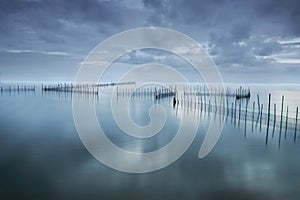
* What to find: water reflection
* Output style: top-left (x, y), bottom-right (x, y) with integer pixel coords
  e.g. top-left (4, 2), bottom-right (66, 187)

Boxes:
top-left (0, 85), bottom-right (300, 199)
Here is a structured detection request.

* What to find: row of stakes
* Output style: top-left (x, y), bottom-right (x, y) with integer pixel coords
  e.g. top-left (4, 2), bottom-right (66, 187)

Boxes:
top-left (175, 92), bottom-right (298, 146)
top-left (1, 84), bottom-right (298, 144)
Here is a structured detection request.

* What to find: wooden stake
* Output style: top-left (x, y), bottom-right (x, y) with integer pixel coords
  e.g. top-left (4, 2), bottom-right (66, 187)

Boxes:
top-left (266, 93), bottom-right (271, 145)
top-left (294, 107), bottom-right (298, 143)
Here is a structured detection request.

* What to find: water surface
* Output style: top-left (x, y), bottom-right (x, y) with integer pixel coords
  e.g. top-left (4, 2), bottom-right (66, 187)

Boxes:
top-left (0, 84), bottom-right (300, 200)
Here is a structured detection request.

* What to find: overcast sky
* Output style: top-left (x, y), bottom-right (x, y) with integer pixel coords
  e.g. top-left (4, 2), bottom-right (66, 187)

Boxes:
top-left (0, 0), bottom-right (300, 83)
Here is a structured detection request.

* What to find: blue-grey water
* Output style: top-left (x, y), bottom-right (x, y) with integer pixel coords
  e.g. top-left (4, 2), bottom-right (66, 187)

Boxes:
top-left (0, 84), bottom-right (300, 200)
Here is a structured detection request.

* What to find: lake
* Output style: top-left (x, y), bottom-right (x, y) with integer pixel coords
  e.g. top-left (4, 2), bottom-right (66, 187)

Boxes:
top-left (0, 83), bottom-right (300, 200)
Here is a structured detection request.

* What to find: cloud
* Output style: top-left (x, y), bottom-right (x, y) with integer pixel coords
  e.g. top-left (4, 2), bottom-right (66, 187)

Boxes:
top-left (278, 37), bottom-right (300, 45)
top-left (0, 0), bottom-right (299, 82)
top-left (1, 49), bottom-right (72, 56)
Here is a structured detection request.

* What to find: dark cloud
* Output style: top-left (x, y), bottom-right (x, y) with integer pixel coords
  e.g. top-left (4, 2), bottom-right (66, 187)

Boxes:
top-left (0, 0), bottom-right (299, 82)
top-left (254, 0), bottom-right (300, 35)
top-left (230, 23), bottom-right (252, 42)
top-left (0, 0), bottom-right (147, 52)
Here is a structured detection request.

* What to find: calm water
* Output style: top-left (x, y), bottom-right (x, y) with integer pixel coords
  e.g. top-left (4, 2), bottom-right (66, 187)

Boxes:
top-left (0, 84), bottom-right (300, 200)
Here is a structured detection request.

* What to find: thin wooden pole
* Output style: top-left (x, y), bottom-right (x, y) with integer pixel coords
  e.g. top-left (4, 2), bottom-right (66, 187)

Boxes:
top-left (257, 94), bottom-right (260, 113)
top-left (244, 101), bottom-right (248, 139)
top-left (252, 101), bottom-right (255, 132)
top-left (266, 93), bottom-right (271, 145)
top-left (234, 100), bottom-right (237, 120)
top-left (279, 95), bottom-right (284, 149)
top-left (238, 100), bottom-right (241, 127)
top-left (294, 107), bottom-right (298, 143)
top-left (272, 103), bottom-right (276, 138)
top-left (285, 106), bottom-right (289, 140)
top-left (260, 104), bottom-right (263, 132)
top-left (231, 102), bottom-right (234, 124)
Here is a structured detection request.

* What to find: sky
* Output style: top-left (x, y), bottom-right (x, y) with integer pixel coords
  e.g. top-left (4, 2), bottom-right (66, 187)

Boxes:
top-left (0, 0), bottom-right (300, 83)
